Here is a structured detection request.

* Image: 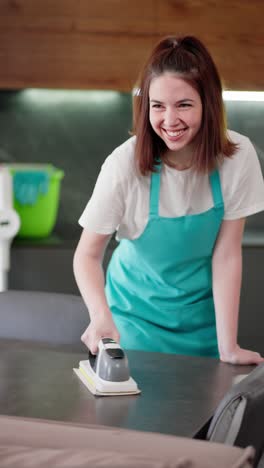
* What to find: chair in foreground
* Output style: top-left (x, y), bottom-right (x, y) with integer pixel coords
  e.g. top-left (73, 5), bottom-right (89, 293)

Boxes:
top-left (0, 290), bottom-right (89, 350)
top-left (204, 362), bottom-right (264, 467)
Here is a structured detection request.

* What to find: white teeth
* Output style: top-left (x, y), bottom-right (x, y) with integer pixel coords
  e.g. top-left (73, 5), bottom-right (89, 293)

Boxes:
top-left (166, 129), bottom-right (185, 137)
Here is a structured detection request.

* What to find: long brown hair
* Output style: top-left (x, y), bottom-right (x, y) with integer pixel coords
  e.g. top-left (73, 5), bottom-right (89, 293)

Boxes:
top-left (132, 35), bottom-right (238, 175)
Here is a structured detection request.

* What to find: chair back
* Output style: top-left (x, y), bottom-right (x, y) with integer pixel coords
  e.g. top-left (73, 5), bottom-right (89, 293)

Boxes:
top-left (0, 290), bottom-right (89, 350)
top-left (206, 363), bottom-right (264, 467)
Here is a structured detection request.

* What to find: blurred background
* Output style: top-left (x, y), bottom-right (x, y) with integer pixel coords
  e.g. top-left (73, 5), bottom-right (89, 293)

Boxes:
top-left (0, 1), bottom-right (263, 349)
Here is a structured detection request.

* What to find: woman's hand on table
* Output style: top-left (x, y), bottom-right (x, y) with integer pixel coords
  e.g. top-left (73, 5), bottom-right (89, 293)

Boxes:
top-left (220, 344), bottom-right (264, 365)
top-left (81, 313), bottom-right (120, 355)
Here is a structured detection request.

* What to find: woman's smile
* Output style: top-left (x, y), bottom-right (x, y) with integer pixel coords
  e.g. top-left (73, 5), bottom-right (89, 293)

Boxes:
top-left (162, 127), bottom-right (188, 140)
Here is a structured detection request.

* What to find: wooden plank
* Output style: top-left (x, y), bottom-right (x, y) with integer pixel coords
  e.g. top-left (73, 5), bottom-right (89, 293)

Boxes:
top-left (0, 0), bottom-right (262, 90)
top-left (0, 30), bottom-right (156, 91)
top-left (156, 0), bottom-right (263, 35)
top-left (0, 0), bottom-right (156, 34)
top-left (155, 0), bottom-right (264, 90)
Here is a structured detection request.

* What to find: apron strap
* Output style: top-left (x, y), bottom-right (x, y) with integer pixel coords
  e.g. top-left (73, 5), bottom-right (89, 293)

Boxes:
top-left (209, 170), bottom-right (224, 209)
top-left (149, 164), bottom-right (161, 217)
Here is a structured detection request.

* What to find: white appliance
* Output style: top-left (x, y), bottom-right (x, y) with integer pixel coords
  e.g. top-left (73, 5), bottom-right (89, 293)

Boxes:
top-left (0, 166), bottom-right (20, 291)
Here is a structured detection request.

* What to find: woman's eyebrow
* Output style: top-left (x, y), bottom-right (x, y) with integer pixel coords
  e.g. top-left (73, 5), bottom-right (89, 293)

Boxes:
top-left (178, 98), bottom-right (195, 102)
top-left (149, 99), bottom-right (163, 103)
top-left (149, 98), bottom-right (195, 104)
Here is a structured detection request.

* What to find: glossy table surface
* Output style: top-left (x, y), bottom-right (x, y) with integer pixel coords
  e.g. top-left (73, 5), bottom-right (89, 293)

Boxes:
top-left (0, 339), bottom-right (254, 437)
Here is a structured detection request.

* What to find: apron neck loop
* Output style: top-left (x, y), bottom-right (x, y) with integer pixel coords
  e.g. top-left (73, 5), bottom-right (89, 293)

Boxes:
top-left (149, 166), bottom-right (224, 218)
top-left (209, 170), bottom-right (224, 209)
top-left (149, 162), bottom-right (161, 217)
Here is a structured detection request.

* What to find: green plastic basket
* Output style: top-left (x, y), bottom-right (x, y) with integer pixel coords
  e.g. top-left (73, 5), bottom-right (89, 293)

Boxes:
top-left (8, 164), bottom-right (64, 238)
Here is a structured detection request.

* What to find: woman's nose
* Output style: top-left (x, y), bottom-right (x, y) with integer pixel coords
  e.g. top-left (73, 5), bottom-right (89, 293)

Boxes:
top-left (164, 108), bottom-right (180, 125)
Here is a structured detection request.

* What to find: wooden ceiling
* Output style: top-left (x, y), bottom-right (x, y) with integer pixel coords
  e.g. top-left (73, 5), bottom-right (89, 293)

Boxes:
top-left (0, 0), bottom-right (263, 91)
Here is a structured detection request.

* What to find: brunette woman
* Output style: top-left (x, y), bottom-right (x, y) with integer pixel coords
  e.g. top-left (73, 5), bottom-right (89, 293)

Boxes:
top-left (74, 36), bottom-right (264, 364)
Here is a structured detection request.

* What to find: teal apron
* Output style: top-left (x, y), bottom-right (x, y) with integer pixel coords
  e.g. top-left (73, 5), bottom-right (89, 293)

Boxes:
top-left (105, 165), bottom-right (224, 357)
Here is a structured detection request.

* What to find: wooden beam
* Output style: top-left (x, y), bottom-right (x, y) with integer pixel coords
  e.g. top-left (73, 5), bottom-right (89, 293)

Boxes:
top-left (0, 0), bottom-right (262, 91)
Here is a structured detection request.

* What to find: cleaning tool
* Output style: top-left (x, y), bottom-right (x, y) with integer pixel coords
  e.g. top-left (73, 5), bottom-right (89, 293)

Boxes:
top-left (74, 338), bottom-right (141, 396)
top-left (0, 166), bottom-right (20, 291)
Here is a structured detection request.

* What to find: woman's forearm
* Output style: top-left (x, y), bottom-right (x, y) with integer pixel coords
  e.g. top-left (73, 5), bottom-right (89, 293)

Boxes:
top-left (212, 249), bottom-right (242, 358)
top-left (73, 230), bottom-right (120, 353)
top-left (73, 252), bottom-right (112, 321)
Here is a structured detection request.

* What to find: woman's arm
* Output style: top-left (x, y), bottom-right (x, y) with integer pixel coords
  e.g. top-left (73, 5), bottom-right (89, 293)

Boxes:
top-left (73, 229), bottom-right (120, 353)
top-left (212, 218), bottom-right (264, 365)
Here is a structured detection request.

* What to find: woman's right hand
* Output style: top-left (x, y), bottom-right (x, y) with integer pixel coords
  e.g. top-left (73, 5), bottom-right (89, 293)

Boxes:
top-left (81, 313), bottom-right (120, 355)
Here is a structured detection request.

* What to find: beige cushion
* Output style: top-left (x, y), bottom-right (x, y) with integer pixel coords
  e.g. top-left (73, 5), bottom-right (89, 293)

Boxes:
top-left (0, 445), bottom-right (188, 468)
top-left (0, 415), bottom-right (254, 468)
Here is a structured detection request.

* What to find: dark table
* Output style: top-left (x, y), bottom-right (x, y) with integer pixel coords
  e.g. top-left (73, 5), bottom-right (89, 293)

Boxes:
top-left (0, 339), bottom-right (254, 437)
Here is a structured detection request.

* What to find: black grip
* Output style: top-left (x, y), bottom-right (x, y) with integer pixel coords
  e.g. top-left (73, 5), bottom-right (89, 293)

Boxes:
top-left (106, 348), bottom-right (125, 359)
top-left (102, 338), bottom-right (116, 344)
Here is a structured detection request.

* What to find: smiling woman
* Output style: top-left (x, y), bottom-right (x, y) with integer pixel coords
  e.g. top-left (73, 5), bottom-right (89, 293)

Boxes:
top-left (132, 35), bottom-right (238, 176)
top-left (73, 35), bottom-right (264, 365)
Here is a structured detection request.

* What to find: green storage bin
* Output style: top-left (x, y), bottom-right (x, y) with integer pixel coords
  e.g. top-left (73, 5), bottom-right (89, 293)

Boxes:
top-left (8, 164), bottom-right (64, 238)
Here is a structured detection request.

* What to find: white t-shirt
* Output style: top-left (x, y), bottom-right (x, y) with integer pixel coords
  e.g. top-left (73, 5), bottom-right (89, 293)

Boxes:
top-left (79, 130), bottom-right (264, 240)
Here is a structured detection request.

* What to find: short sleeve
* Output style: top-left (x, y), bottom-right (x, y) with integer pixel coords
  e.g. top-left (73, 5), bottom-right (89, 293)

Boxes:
top-left (222, 138), bottom-right (264, 220)
top-left (79, 154), bottom-right (125, 234)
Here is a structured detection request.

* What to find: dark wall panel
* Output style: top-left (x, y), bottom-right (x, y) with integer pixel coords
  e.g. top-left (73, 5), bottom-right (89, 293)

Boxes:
top-left (0, 89), bottom-right (263, 240)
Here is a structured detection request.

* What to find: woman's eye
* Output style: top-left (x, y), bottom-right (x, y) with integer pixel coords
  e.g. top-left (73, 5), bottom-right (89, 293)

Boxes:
top-left (179, 103), bottom-right (191, 108)
top-left (152, 104), bottom-right (162, 108)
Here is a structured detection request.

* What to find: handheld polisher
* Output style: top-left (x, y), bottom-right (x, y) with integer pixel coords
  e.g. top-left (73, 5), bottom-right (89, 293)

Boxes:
top-left (74, 338), bottom-right (141, 396)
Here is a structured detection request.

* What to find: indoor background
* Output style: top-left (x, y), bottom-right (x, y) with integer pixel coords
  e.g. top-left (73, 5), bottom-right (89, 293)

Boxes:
top-left (0, 0), bottom-right (263, 349)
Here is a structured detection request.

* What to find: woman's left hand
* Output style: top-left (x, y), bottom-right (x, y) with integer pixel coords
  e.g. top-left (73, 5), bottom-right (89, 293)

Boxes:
top-left (220, 345), bottom-right (264, 365)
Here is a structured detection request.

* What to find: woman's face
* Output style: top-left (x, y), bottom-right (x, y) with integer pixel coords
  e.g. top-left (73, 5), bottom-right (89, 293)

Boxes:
top-left (149, 73), bottom-right (202, 157)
